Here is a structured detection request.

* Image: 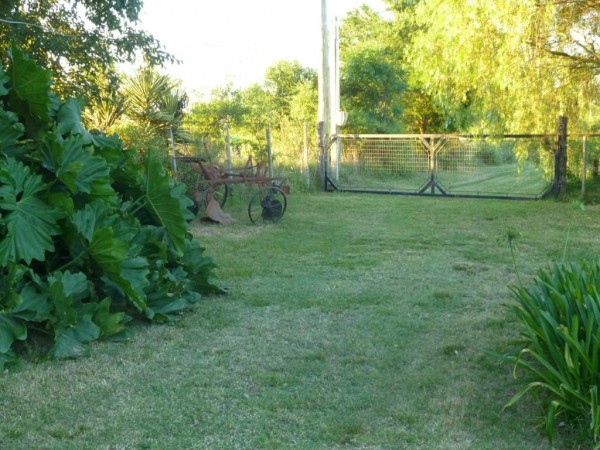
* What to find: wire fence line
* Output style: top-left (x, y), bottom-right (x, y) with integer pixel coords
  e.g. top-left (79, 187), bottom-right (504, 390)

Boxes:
top-left (327, 134), bottom-right (567, 199)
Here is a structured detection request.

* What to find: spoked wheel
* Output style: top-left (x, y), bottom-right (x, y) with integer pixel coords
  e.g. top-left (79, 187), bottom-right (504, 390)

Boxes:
top-left (248, 185), bottom-right (287, 224)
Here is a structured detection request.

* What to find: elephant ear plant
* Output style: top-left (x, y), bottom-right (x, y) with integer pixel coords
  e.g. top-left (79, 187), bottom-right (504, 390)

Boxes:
top-left (0, 44), bottom-right (221, 368)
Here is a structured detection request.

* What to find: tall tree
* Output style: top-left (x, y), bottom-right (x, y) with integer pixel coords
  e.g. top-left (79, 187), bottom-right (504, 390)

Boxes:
top-left (184, 83), bottom-right (247, 146)
top-left (398, 0), bottom-right (600, 133)
top-left (537, 0), bottom-right (600, 76)
top-left (0, 0), bottom-right (173, 98)
top-left (339, 5), bottom-right (405, 133)
top-left (264, 60), bottom-right (317, 129)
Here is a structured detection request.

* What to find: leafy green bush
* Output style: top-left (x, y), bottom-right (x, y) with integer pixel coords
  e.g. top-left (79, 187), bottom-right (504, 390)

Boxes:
top-left (0, 44), bottom-right (221, 368)
top-left (506, 259), bottom-right (600, 445)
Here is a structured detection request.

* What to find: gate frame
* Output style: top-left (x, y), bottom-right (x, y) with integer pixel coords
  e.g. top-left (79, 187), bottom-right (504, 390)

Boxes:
top-left (324, 126), bottom-right (600, 200)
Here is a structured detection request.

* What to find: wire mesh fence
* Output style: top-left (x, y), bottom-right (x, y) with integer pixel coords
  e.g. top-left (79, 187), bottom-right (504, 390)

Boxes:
top-left (568, 135), bottom-right (600, 200)
top-left (330, 134), bottom-right (556, 199)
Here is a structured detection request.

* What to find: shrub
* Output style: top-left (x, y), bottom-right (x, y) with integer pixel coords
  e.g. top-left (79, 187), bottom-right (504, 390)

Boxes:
top-left (506, 259), bottom-right (600, 445)
top-left (0, 44), bottom-right (221, 368)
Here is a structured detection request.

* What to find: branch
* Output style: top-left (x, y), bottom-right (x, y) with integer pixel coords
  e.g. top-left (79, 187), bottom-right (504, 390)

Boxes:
top-left (546, 48), bottom-right (600, 74)
top-left (0, 18), bottom-right (82, 37)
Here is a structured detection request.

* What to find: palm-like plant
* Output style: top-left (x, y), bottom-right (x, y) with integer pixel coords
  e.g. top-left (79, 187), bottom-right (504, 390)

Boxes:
top-left (121, 67), bottom-right (188, 146)
top-left (82, 94), bottom-right (126, 133)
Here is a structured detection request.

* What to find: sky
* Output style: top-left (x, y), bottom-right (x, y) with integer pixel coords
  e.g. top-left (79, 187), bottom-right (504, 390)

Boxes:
top-left (137, 0), bottom-right (390, 99)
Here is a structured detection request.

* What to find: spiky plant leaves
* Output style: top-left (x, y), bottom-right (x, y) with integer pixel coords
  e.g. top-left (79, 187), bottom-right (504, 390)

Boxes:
top-left (506, 260), bottom-right (600, 445)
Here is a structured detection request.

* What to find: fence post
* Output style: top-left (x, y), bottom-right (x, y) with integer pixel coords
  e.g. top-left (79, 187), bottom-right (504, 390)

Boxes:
top-left (318, 121), bottom-right (328, 190)
top-left (224, 122), bottom-right (232, 172)
top-left (555, 116), bottom-right (568, 196)
top-left (266, 125), bottom-right (273, 178)
top-left (303, 122), bottom-right (310, 187)
top-left (582, 135), bottom-right (587, 197)
top-left (168, 126), bottom-right (177, 180)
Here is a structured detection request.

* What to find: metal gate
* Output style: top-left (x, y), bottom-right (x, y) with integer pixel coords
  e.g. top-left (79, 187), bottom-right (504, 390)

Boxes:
top-left (326, 134), bottom-right (556, 199)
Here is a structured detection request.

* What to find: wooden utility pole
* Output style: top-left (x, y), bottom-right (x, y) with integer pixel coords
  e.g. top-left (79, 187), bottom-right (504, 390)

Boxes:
top-left (318, 0), bottom-right (331, 189)
top-left (330, 16), bottom-right (341, 181)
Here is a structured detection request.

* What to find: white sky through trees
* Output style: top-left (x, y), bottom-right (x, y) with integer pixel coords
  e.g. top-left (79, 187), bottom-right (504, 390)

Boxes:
top-left (137, 0), bottom-right (388, 98)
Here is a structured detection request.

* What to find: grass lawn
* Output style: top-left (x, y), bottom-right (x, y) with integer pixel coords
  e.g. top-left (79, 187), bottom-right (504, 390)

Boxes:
top-left (2, 192), bottom-right (600, 449)
top-left (338, 162), bottom-right (550, 198)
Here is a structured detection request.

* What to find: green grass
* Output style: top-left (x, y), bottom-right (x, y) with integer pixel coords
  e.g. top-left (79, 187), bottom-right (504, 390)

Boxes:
top-left (2, 193), bottom-right (600, 449)
top-left (338, 162), bottom-right (551, 197)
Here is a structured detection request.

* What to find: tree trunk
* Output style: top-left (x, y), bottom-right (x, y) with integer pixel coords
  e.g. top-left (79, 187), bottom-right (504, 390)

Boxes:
top-left (555, 116), bottom-right (568, 197)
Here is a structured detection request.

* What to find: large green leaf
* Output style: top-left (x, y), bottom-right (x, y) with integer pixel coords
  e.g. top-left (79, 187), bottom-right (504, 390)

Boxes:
top-left (51, 315), bottom-right (101, 359)
top-left (0, 109), bottom-right (25, 154)
top-left (9, 284), bottom-right (51, 322)
top-left (71, 202), bottom-right (149, 312)
top-left (93, 298), bottom-right (125, 338)
top-left (48, 274), bottom-right (82, 333)
top-left (144, 150), bottom-right (186, 255)
top-left (0, 158), bottom-right (64, 265)
top-left (172, 182), bottom-right (195, 222)
top-left (48, 271), bottom-right (90, 303)
top-left (0, 349), bottom-right (17, 371)
top-left (56, 98), bottom-right (91, 142)
top-left (181, 238), bottom-right (222, 294)
top-left (8, 44), bottom-right (53, 122)
top-left (0, 312), bottom-right (26, 353)
top-left (40, 132), bottom-right (113, 197)
top-left (0, 62), bottom-right (9, 97)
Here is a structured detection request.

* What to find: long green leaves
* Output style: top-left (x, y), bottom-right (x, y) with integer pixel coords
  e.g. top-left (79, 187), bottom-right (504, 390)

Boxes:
top-left (144, 149), bottom-right (187, 255)
top-left (506, 260), bottom-right (600, 445)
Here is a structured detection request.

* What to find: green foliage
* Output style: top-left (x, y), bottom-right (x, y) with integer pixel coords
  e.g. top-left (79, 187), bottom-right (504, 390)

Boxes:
top-left (0, 46), bottom-right (221, 368)
top-left (115, 67), bottom-right (188, 153)
top-left (184, 63), bottom-right (319, 176)
top-left (185, 83), bottom-right (249, 145)
top-left (505, 260), bottom-right (600, 445)
top-left (264, 60), bottom-right (316, 121)
top-left (341, 46), bottom-right (405, 133)
top-left (0, 0), bottom-right (173, 99)
top-left (144, 150), bottom-right (187, 255)
top-left (340, 6), bottom-right (406, 133)
top-left (399, 0), bottom-right (600, 133)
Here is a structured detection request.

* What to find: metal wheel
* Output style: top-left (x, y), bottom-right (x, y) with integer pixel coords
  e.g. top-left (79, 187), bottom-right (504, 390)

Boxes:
top-left (248, 185), bottom-right (287, 224)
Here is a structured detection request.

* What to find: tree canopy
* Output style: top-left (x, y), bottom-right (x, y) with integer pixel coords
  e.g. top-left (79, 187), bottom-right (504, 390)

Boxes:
top-left (0, 0), bottom-right (173, 98)
top-left (388, 0), bottom-right (600, 133)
